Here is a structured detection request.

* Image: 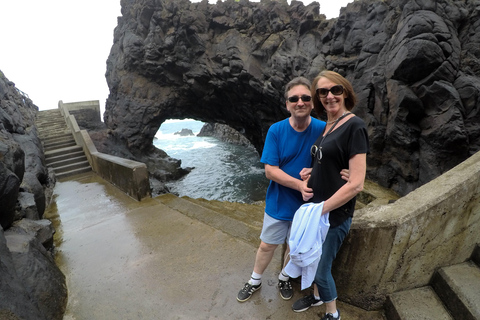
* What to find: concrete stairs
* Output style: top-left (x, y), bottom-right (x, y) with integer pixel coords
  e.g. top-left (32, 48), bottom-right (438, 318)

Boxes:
top-left (385, 244), bottom-right (480, 320)
top-left (36, 109), bottom-right (91, 180)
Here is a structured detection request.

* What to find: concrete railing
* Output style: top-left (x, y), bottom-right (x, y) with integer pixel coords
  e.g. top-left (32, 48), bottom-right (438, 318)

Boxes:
top-left (58, 100), bottom-right (150, 201)
top-left (335, 150), bottom-right (480, 310)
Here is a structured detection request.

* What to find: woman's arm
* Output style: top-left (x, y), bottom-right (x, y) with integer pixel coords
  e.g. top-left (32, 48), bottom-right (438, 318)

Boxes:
top-left (321, 153), bottom-right (367, 214)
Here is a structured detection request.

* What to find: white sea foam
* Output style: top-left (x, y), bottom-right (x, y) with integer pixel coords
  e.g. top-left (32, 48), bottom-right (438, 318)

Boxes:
top-left (191, 140), bottom-right (216, 149)
top-left (154, 119), bottom-right (268, 203)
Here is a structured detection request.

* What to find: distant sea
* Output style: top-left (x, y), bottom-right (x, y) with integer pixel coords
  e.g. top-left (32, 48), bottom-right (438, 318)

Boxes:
top-left (153, 119), bottom-right (269, 203)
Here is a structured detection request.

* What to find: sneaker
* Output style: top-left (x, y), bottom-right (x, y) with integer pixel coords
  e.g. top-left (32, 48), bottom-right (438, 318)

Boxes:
top-left (320, 309), bottom-right (341, 320)
top-left (292, 294), bottom-right (324, 312)
top-left (278, 280), bottom-right (293, 300)
top-left (237, 282), bottom-right (261, 302)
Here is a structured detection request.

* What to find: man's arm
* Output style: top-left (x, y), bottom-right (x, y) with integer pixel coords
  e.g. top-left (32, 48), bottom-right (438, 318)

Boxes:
top-left (265, 164), bottom-right (314, 200)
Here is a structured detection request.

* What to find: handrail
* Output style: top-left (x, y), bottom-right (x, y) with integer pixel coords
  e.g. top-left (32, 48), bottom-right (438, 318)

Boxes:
top-left (58, 100), bottom-right (150, 201)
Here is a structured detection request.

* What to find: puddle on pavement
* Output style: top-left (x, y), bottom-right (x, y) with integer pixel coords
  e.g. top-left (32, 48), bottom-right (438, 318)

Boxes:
top-left (43, 172), bottom-right (156, 318)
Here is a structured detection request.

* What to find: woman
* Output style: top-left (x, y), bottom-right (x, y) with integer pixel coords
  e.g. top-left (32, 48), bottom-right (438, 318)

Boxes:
top-left (292, 70), bottom-right (369, 320)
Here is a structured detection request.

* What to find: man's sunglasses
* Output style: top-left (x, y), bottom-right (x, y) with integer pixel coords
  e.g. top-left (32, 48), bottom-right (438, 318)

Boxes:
top-left (316, 85), bottom-right (344, 98)
top-left (288, 95), bottom-right (312, 103)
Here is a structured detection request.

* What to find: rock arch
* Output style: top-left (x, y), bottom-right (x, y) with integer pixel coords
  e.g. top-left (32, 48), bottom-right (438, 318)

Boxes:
top-left (104, 0), bottom-right (480, 196)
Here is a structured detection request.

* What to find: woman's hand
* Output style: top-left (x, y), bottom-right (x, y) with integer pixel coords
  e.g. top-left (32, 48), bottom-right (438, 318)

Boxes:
top-left (340, 169), bottom-right (350, 181)
top-left (299, 168), bottom-right (312, 181)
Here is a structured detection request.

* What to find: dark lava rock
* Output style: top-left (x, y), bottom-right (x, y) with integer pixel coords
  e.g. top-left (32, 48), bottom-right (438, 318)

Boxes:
top-left (103, 0), bottom-right (480, 197)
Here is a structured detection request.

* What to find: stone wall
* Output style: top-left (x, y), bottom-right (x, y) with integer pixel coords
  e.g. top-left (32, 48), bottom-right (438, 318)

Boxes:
top-left (333, 150), bottom-right (480, 310)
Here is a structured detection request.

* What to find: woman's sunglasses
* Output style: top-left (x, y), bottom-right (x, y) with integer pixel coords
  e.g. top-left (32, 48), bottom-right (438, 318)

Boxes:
top-left (316, 85), bottom-right (344, 98)
top-left (288, 95), bottom-right (312, 103)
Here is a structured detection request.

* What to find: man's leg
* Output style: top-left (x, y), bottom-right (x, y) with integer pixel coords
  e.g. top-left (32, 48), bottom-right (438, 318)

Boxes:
top-left (277, 244), bottom-right (293, 300)
top-left (237, 212), bottom-right (291, 302)
top-left (253, 241), bottom-right (278, 274)
top-left (237, 241), bottom-right (277, 302)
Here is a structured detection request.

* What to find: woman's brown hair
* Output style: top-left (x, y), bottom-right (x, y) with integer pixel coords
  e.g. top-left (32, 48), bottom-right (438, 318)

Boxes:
top-left (311, 70), bottom-right (357, 118)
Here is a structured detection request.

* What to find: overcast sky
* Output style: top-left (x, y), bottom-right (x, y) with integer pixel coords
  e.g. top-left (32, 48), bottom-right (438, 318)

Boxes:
top-left (0, 0), bottom-right (352, 112)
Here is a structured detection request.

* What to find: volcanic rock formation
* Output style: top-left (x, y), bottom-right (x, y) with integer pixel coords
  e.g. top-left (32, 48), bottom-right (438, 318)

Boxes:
top-left (0, 71), bottom-right (67, 320)
top-left (104, 0), bottom-right (480, 196)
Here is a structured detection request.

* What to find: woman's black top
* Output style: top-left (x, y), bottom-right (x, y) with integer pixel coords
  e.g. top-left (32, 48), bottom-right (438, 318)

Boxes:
top-left (307, 116), bottom-right (369, 228)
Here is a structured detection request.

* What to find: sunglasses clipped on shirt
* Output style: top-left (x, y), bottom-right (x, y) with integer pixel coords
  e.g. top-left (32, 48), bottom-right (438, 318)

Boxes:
top-left (316, 85), bottom-right (344, 98)
top-left (287, 95), bottom-right (312, 103)
top-left (311, 145), bottom-right (322, 163)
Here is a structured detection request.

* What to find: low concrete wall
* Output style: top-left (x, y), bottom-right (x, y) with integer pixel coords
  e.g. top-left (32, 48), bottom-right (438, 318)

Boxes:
top-left (58, 100), bottom-right (150, 201)
top-left (60, 100), bottom-right (101, 128)
top-left (336, 150), bottom-right (480, 310)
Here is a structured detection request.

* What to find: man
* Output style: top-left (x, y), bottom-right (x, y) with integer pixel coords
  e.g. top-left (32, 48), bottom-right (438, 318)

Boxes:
top-left (237, 77), bottom-right (347, 302)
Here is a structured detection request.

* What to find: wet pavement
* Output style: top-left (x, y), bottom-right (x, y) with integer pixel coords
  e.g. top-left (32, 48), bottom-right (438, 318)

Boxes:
top-left (44, 172), bottom-right (385, 320)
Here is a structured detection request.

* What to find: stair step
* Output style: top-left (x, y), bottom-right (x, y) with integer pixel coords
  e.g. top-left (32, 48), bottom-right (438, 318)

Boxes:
top-left (42, 134), bottom-right (75, 144)
top-left (55, 167), bottom-right (92, 180)
top-left (35, 120), bottom-right (67, 130)
top-left (44, 136), bottom-right (75, 145)
top-left (432, 261), bottom-right (480, 320)
top-left (184, 197), bottom-right (264, 229)
top-left (40, 130), bottom-right (72, 138)
top-left (39, 125), bottom-right (69, 131)
top-left (45, 150), bottom-right (86, 164)
top-left (45, 145), bottom-right (84, 159)
top-left (49, 160), bottom-right (91, 174)
top-left (155, 194), bottom-right (262, 247)
top-left (385, 286), bottom-right (453, 320)
top-left (47, 155), bottom-right (88, 169)
top-left (37, 119), bottom-right (64, 125)
top-left (44, 140), bottom-right (77, 151)
top-left (36, 118), bottom-right (65, 124)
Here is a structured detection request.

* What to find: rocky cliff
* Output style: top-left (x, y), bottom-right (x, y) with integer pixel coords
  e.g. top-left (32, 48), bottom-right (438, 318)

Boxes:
top-left (0, 71), bottom-right (67, 319)
top-left (104, 0), bottom-right (480, 196)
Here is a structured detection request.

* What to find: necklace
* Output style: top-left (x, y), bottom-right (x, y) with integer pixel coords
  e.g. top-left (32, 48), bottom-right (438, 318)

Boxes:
top-left (326, 111), bottom-right (347, 124)
top-left (312, 112), bottom-right (351, 164)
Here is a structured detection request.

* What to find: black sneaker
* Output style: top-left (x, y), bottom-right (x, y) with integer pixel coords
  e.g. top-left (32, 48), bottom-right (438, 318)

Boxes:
top-left (237, 282), bottom-right (261, 302)
top-left (320, 309), bottom-right (341, 320)
top-left (278, 280), bottom-right (293, 300)
top-left (292, 294), bottom-right (323, 312)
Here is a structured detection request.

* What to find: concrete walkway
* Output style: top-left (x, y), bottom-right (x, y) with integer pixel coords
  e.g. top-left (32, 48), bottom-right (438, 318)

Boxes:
top-left (45, 172), bottom-right (385, 320)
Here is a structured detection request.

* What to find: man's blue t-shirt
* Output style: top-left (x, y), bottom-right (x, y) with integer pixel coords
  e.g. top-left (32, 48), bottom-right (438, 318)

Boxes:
top-left (261, 117), bottom-right (325, 221)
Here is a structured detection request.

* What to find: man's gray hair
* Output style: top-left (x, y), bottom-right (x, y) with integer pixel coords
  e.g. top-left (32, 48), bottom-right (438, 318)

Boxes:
top-left (284, 77), bottom-right (311, 99)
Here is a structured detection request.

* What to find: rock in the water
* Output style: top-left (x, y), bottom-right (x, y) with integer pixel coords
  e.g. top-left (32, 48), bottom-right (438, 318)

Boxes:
top-left (174, 128), bottom-right (194, 136)
top-left (198, 123), bottom-right (253, 147)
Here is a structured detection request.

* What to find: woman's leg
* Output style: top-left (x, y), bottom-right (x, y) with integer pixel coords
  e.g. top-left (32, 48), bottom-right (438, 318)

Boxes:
top-left (314, 217), bottom-right (352, 308)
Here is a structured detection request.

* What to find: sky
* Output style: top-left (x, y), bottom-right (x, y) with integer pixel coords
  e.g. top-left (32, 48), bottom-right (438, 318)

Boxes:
top-left (0, 0), bottom-right (352, 113)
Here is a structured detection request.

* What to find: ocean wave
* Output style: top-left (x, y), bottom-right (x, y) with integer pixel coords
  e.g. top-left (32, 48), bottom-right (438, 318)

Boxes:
top-left (191, 140), bottom-right (216, 149)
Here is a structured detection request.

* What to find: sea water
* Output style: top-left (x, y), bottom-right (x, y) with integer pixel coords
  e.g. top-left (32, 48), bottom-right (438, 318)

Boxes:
top-left (153, 119), bottom-right (269, 203)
